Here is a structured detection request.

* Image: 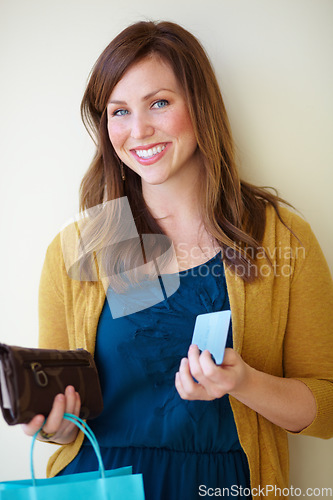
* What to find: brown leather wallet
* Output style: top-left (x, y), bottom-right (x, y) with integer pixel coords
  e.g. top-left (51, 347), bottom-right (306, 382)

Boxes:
top-left (0, 343), bottom-right (103, 425)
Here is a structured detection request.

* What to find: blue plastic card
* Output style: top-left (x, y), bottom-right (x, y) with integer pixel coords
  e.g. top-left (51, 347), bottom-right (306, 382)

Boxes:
top-left (192, 310), bottom-right (231, 364)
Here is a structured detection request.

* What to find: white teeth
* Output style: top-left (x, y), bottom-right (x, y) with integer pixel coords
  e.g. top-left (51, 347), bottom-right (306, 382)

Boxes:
top-left (135, 144), bottom-right (166, 159)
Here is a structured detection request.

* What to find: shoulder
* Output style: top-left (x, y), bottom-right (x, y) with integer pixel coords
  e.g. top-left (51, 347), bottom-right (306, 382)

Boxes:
top-left (39, 233), bottom-right (68, 301)
top-left (263, 204), bottom-right (331, 284)
top-left (44, 232), bottom-right (63, 264)
top-left (263, 204), bottom-right (315, 248)
top-left (42, 231), bottom-right (76, 283)
top-left (43, 223), bottom-right (100, 285)
top-left (42, 232), bottom-right (65, 277)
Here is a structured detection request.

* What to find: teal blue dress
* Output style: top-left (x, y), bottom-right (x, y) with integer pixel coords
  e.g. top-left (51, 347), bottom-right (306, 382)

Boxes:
top-left (58, 253), bottom-right (251, 499)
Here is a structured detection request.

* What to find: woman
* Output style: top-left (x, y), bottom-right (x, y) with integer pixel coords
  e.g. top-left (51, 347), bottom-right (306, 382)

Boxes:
top-left (23, 20), bottom-right (333, 499)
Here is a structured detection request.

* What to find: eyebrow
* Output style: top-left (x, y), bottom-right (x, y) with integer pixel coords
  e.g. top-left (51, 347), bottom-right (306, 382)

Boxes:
top-left (108, 88), bottom-right (175, 105)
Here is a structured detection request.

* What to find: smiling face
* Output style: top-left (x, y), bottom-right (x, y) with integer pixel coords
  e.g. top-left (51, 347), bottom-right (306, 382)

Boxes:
top-left (106, 55), bottom-right (201, 191)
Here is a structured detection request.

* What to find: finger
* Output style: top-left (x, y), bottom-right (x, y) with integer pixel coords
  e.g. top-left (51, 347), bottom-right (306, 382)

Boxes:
top-left (57, 385), bottom-right (78, 435)
top-left (175, 371), bottom-right (188, 399)
top-left (73, 390), bottom-right (81, 417)
top-left (62, 389), bottom-right (81, 436)
top-left (199, 350), bottom-right (221, 381)
top-left (187, 344), bottom-right (205, 381)
top-left (57, 385), bottom-right (82, 438)
top-left (64, 385), bottom-right (78, 415)
top-left (199, 350), bottom-right (229, 398)
top-left (40, 393), bottom-right (66, 437)
top-left (221, 348), bottom-right (238, 367)
top-left (22, 414), bottom-right (45, 437)
top-left (175, 370), bottom-right (209, 400)
top-left (187, 347), bottom-right (221, 397)
top-left (176, 370), bottom-right (215, 401)
top-left (178, 358), bottom-right (198, 394)
top-left (178, 358), bottom-right (211, 398)
top-left (175, 370), bottom-right (193, 399)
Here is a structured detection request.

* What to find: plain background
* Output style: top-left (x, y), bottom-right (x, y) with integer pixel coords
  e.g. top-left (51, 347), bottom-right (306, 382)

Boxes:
top-left (0, 0), bottom-right (332, 494)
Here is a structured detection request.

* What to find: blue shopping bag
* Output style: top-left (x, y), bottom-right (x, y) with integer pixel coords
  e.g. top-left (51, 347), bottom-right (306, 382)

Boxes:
top-left (0, 413), bottom-right (145, 499)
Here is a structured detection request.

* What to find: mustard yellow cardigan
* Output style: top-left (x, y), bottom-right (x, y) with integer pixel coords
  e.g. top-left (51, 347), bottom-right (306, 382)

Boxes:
top-left (38, 205), bottom-right (333, 497)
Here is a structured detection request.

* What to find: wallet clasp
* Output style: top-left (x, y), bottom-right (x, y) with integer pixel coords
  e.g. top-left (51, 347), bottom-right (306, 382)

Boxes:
top-left (30, 362), bottom-right (48, 387)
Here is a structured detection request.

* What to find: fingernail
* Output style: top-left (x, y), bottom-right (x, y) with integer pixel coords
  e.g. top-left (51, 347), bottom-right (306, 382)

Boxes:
top-left (56, 394), bottom-right (65, 402)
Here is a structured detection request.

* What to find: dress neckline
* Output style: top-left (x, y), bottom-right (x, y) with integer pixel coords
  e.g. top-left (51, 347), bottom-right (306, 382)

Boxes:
top-left (177, 250), bottom-right (222, 276)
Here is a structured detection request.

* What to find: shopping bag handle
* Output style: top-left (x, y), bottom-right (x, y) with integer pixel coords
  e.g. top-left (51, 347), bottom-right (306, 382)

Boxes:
top-left (31, 413), bottom-right (105, 486)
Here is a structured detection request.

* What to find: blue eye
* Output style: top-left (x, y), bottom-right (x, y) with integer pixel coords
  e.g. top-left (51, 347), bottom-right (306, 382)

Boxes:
top-left (113, 109), bottom-right (129, 116)
top-left (152, 99), bottom-right (168, 109)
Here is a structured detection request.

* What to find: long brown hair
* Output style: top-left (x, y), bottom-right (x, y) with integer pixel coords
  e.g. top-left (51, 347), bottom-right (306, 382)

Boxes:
top-left (79, 20), bottom-right (290, 282)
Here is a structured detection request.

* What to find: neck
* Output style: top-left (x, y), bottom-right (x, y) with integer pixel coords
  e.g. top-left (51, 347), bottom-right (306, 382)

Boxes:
top-left (142, 159), bottom-right (203, 224)
top-left (141, 161), bottom-right (219, 272)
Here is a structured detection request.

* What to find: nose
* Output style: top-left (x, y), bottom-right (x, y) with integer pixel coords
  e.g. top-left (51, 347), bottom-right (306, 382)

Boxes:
top-left (130, 112), bottom-right (154, 140)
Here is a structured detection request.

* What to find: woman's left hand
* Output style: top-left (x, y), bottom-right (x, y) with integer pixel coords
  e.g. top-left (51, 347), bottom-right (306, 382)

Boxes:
top-left (175, 344), bottom-right (317, 433)
top-left (175, 344), bottom-right (249, 401)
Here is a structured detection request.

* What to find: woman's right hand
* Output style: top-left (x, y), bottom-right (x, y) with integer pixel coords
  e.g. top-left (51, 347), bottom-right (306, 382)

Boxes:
top-left (22, 385), bottom-right (81, 444)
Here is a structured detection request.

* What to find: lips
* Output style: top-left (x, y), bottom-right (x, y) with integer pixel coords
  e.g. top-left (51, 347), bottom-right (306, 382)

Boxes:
top-left (130, 142), bottom-right (170, 165)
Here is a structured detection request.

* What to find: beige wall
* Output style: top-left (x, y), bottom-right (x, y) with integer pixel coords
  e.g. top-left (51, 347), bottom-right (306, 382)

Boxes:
top-left (0, 0), bottom-right (332, 495)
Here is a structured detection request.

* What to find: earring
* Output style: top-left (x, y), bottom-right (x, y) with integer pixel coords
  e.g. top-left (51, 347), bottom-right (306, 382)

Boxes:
top-left (120, 162), bottom-right (126, 181)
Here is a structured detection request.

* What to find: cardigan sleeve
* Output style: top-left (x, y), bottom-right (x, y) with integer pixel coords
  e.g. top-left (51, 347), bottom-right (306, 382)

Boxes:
top-left (38, 234), bottom-right (70, 350)
top-left (283, 217), bottom-right (333, 439)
